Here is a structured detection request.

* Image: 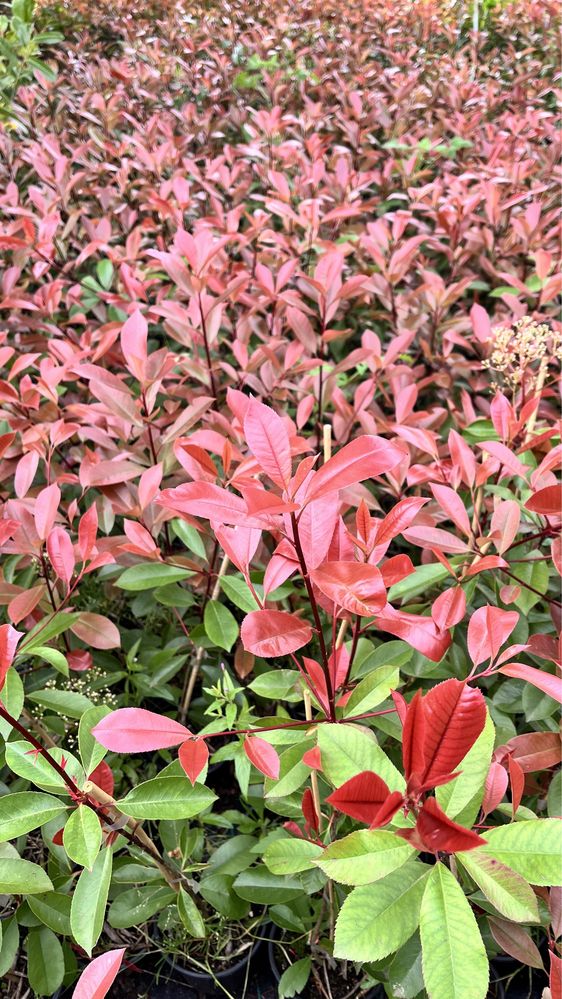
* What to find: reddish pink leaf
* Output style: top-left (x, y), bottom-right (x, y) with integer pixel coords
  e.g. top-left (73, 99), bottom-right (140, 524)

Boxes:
top-left (241, 610), bottom-right (312, 657)
top-left (402, 526), bottom-right (470, 555)
top-left (374, 606), bottom-right (451, 662)
top-left (326, 771), bottom-right (402, 827)
top-left (373, 497), bottom-right (429, 549)
top-left (525, 484), bottom-right (562, 516)
top-left (399, 797), bottom-right (486, 853)
top-left (302, 788), bottom-right (319, 834)
top-left (553, 536), bottom-right (562, 576)
top-left (482, 761), bottom-right (508, 817)
top-left (304, 436), bottom-right (403, 503)
top-left (34, 483), bottom-right (61, 541)
top-left (310, 561), bottom-right (386, 617)
top-left (78, 504), bottom-right (98, 563)
top-left (508, 754), bottom-right (524, 817)
top-left (121, 309), bottom-right (148, 381)
top-left (467, 606), bottom-right (519, 666)
top-left (430, 483), bottom-right (471, 537)
top-left (244, 736), bottom-right (280, 779)
top-left (303, 747), bottom-right (322, 770)
top-left (478, 441), bottom-right (528, 480)
top-left (431, 586), bottom-right (466, 630)
top-left (8, 584), bottom-right (45, 625)
top-left (488, 918), bottom-right (543, 970)
top-left (505, 732), bottom-right (562, 773)
top-left (421, 679), bottom-right (486, 786)
top-left (293, 495), bottom-right (340, 570)
top-left (302, 658), bottom-right (330, 714)
top-left (158, 482), bottom-right (248, 526)
top-left (550, 950), bottom-right (562, 999)
top-left (68, 650), bottom-right (93, 672)
top-left (215, 525), bottom-right (261, 576)
top-left (449, 429), bottom-right (476, 488)
top-left (470, 303), bottom-right (491, 343)
top-left (14, 450), bottom-right (39, 498)
top-left (92, 708), bottom-right (190, 752)
top-left (402, 690), bottom-right (426, 782)
top-left (244, 399), bottom-right (292, 488)
top-left (178, 738), bottom-right (209, 785)
top-left (88, 762), bottom-right (114, 798)
top-left (499, 663), bottom-right (562, 704)
top-left (380, 554), bottom-right (415, 587)
top-left (122, 520), bottom-right (159, 556)
top-left (490, 500), bottom-right (521, 554)
top-left (47, 527), bottom-right (75, 584)
top-left (138, 464), bottom-right (163, 510)
top-left (73, 947), bottom-right (125, 999)
top-left (391, 689), bottom-right (408, 726)
top-left (464, 555), bottom-right (509, 577)
top-left (71, 613), bottom-right (121, 650)
top-left (0, 623), bottom-right (22, 691)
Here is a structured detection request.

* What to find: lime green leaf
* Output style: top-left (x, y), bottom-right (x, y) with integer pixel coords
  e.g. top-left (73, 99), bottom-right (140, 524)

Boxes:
top-left (264, 742), bottom-right (313, 799)
top-left (343, 665), bottom-right (400, 717)
top-left (117, 563), bottom-right (193, 591)
top-left (96, 259), bottom-right (114, 289)
top-left (437, 712), bottom-right (494, 826)
top-left (481, 819), bottom-right (562, 885)
top-left (63, 805), bottom-right (102, 870)
top-left (5, 742), bottom-right (84, 795)
top-left (119, 777), bottom-right (216, 820)
top-left (204, 600), bottom-right (239, 651)
top-left (0, 669), bottom-right (24, 739)
top-left (70, 847), bottom-right (112, 955)
top-left (28, 893), bottom-right (72, 936)
top-left (78, 705), bottom-right (111, 775)
top-left (26, 926), bottom-right (64, 996)
top-left (457, 850), bottom-right (539, 923)
top-left (178, 886), bottom-right (206, 938)
top-left (0, 858), bottom-right (53, 894)
top-left (172, 519), bottom-right (207, 559)
top-left (334, 863), bottom-right (429, 961)
top-left (220, 575), bottom-right (260, 612)
top-left (315, 829), bottom-right (414, 886)
top-left (0, 791), bottom-right (67, 841)
top-left (264, 838), bottom-right (322, 875)
top-left (27, 688), bottom-right (93, 719)
top-left (420, 863), bottom-right (488, 999)
top-left (249, 670), bottom-right (300, 701)
top-left (19, 612), bottom-right (80, 653)
top-left (30, 647), bottom-right (69, 675)
top-left (317, 723), bottom-right (404, 792)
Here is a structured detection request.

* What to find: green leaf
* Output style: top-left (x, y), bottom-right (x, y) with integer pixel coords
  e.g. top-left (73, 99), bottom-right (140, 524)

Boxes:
top-left (96, 259), bottom-right (114, 289)
top-left (264, 838), bottom-right (322, 875)
top-left (70, 847), bottom-right (112, 955)
top-left (315, 830), bottom-right (414, 886)
top-left (116, 563), bottom-right (193, 591)
top-left (26, 926), bottom-right (64, 996)
top-left (481, 819), bottom-right (562, 885)
top-left (27, 688), bottom-right (93, 719)
top-left (249, 670), bottom-right (300, 701)
top-left (220, 575), bottom-right (260, 612)
top-left (420, 862), bottom-right (488, 999)
top-left (0, 668), bottom-right (24, 739)
top-left (343, 665), bottom-right (400, 717)
top-left (513, 560), bottom-right (549, 614)
top-left (63, 805), bottom-right (102, 870)
top-left (19, 612), bottom-right (80, 653)
top-left (233, 867), bottom-right (304, 904)
top-left (437, 712), bottom-right (494, 826)
top-left (388, 563), bottom-right (449, 603)
top-left (199, 872), bottom-right (249, 919)
top-left (30, 647), bottom-right (69, 675)
top-left (172, 519), bottom-right (207, 559)
top-left (264, 741), bottom-right (314, 799)
top-left (0, 791), bottom-right (67, 841)
top-left (334, 863), bottom-right (429, 961)
top-left (78, 705), bottom-right (111, 775)
top-left (457, 850), bottom-right (539, 923)
top-left (278, 956), bottom-right (311, 998)
top-left (28, 893), bottom-right (72, 936)
top-left (317, 723), bottom-right (404, 792)
top-left (204, 600), bottom-right (239, 651)
top-left (548, 770), bottom-right (561, 818)
top-left (119, 777), bottom-right (216, 820)
top-left (0, 858), bottom-right (53, 894)
top-left (5, 742), bottom-right (84, 795)
top-left (108, 886), bottom-right (175, 928)
top-left (387, 933), bottom-right (424, 999)
top-left (178, 886), bottom-right (206, 938)
top-left (0, 917), bottom-right (18, 976)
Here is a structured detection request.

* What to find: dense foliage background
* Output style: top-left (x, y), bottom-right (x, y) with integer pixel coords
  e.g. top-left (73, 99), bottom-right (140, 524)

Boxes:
top-left (0, 0), bottom-right (560, 997)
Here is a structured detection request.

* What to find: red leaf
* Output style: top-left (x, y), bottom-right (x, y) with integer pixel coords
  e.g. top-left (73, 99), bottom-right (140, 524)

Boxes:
top-left (158, 482), bottom-right (248, 526)
top-left (70, 613), bottom-right (121, 651)
top-left (303, 746), bottom-right (322, 770)
top-left (431, 586), bottom-right (466, 630)
top-left (68, 650), bottom-right (93, 672)
top-left (399, 797), bottom-right (486, 853)
top-left (293, 496), bottom-right (340, 570)
top-left (304, 436), bottom-right (403, 503)
top-left (14, 450), bottom-right (39, 498)
top-left (421, 679), bottom-right (486, 786)
top-left (478, 441), bottom-right (528, 480)
top-left (508, 754), bottom-right (524, 817)
top-left (244, 399), bottom-right (292, 488)
top-left (464, 555), bottom-right (509, 577)
top-left (244, 736), bottom-right (280, 779)
top-left (302, 658), bottom-right (330, 715)
top-left (550, 950), bottom-right (562, 999)
top-left (402, 690), bottom-right (426, 782)
top-left (0, 623), bottom-right (22, 691)
top-left (380, 554), bottom-right (415, 587)
top-left (47, 527), bottom-right (75, 584)
top-left (402, 525), bottom-right (470, 555)
top-left (374, 606), bottom-right (451, 662)
top-left (326, 771), bottom-right (402, 827)
top-left (34, 483), bottom-right (61, 541)
top-left (525, 484), bottom-right (562, 516)
top-left (215, 524), bottom-right (261, 576)
top-left (430, 483), bottom-right (471, 537)
top-left (310, 561), bottom-right (386, 617)
top-left (302, 788), bottom-right (319, 834)
top-left (505, 732), bottom-right (562, 773)
top-left (78, 504), bottom-right (98, 563)
top-left (92, 708), bottom-right (190, 752)
top-left (73, 947), bottom-right (125, 999)
top-left (8, 584), bottom-right (45, 625)
top-left (467, 606), bottom-right (519, 666)
top-left (481, 761), bottom-right (508, 817)
top-left (88, 762), bottom-right (114, 798)
top-left (470, 303), bottom-right (491, 343)
top-left (498, 663), bottom-right (562, 704)
top-left (121, 309), bottom-right (148, 381)
top-left (488, 918), bottom-right (543, 970)
top-left (178, 738), bottom-right (209, 785)
top-left (241, 610), bottom-right (312, 657)
top-left (373, 497), bottom-right (429, 550)
top-left (490, 500), bottom-right (521, 554)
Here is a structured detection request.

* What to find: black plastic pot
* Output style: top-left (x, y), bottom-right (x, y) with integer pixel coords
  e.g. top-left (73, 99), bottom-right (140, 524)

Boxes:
top-left (268, 931), bottom-right (384, 999)
top-left (489, 955), bottom-right (547, 998)
top-left (161, 927), bottom-right (267, 999)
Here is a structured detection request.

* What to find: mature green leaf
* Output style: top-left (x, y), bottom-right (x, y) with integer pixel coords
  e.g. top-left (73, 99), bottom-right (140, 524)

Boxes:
top-left (172, 519), bottom-right (207, 559)
top-left (28, 893), bottom-right (72, 935)
top-left (108, 886), bottom-right (175, 928)
top-left (70, 847), bottom-right (112, 955)
top-left (63, 805), bottom-right (102, 870)
top-left (199, 872), bottom-right (249, 919)
top-left (27, 688), bottom-right (93, 719)
top-left (249, 670), bottom-right (300, 701)
top-left (26, 926), bottom-right (64, 996)
top-left (264, 838), bottom-right (322, 875)
top-left (178, 886), bottom-right (206, 938)
top-left (343, 665), bottom-right (400, 717)
top-left (19, 612), bottom-right (80, 653)
top-left (204, 600), bottom-right (239, 651)
top-left (481, 820), bottom-right (562, 885)
top-left (31, 647), bottom-right (69, 675)
top-left (233, 867), bottom-right (304, 904)
top-left (220, 575), bottom-right (260, 612)
top-left (457, 850), bottom-right (539, 923)
top-left (5, 742), bottom-right (84, 794)
top-left (278, 957), bottom-right (311, 998)
top-left (437, 712), bottom-right (495, 826)
top-left (117, 563), bottom-right (193, 591)
top-left (334, 863), bottom-right (429, 961)
top-left (0, 669), bottom-right (24, 739)
top-left (420, 863), bottom-right (488, 999)
top-left (0, 918), bottom-right (18, 976)
top-left (318, 724), bottom-right (404, 792)
top-left (315, 830), bottom-right (414, 886)
top-left (119, 777), bottom-right (216, 820)
top-left (78, 705), bottom-right (111, 774)
top-left (0, 858), bottom-right (53, 894)
top-left (0, 791), bottom-right (67, 841)
top-left (264, 741), bottom-right (314, 799)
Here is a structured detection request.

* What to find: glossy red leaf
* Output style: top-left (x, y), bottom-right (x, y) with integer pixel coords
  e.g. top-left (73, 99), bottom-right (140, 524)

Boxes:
top-left (482, 761), bottom-right (508, 818)
top-left (490, 500), bottom-right (521, 554)
top-left (178, 738), bottom-right (209, 785)
top-left (244, 736), bottom-right (280, 779)
top-left (402, 525), bottom-right (471, 555)
top-left (373, 497), bottom-right (428, 549)
top-left (293, 495), bottom-right (340, 570)
top-left (73, 947), bottom-right (125, 999)
top-left (402, 690), bottom-right (426, 782)
top-left (310, 561), bottom-right (386, 617)
top-left (550, 950), bottom-right (562, 999)
top-left (525, 484), bottom-right (562, 516)
top-left (78, 504), bottom-right (98, 563)
top-left (88, 761), bottom-right (114, 798)
top-left (467, 606), bottom-right (519, 666)
top-left (326, 771), bottom-right (402, 827)
top-left (92, 708), bottom-right (190, 752)
top-left (302, 787), bottom-right (319, 834)
top-left (398, 797), bottom-right (486, 853)
top-left (244, 399), bottom-right (292, 488)
top-left (430, 483), bottom-right (471, 537)
top-left (498, 663), bottom-right (562, 704)
top-left (508, 754), bottom-right (524, 817)
top-left (374, 606), bottom-right (451, 662)
top-left (158, 482), bottom-right (248, 526)
top-left (34, 483), bottom-right (61, 541)
top-left (0, 623), bottom-right (22, 691)
top-left (421, 679), bottom-right (486, 786)
top-left (121, 309), bottom-right (148, 381)
top-left (67, 650), bottom-right (93, 672)
top-left (47, 527), bottom-right (75, 584)
top-left (304, 436), bottom-right (402, 503)
top-left (504, 732), bottom-right (562, 773)
top-left (8, 584), bottom-right (45, 626)
top-left (71, 613), bottom-right (121, 651)
top-left (303, 747), bottom-right (322, 770)
top-left (380, 554), bottom-right (415, 587)
top-left (241, 610), bottom-right (312, 657)
top-left (215, 524), bottom-right (261, 577)
top-left (431, 586), bottom-right (466, 630)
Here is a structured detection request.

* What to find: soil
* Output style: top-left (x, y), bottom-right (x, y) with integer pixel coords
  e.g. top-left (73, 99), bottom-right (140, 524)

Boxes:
top-left (271, 942), bottom-right (382, 999)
